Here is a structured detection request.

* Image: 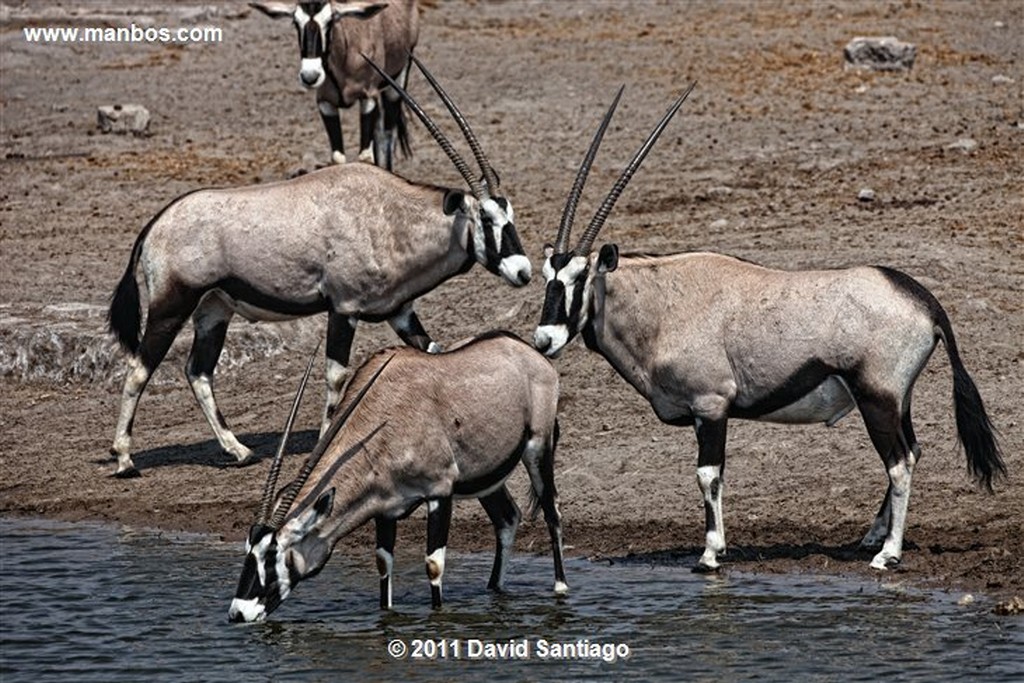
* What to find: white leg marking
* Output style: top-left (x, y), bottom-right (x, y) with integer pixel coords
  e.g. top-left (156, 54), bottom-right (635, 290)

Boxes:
top-left (871, 461), bottom-right (913, 570)
top-left (322, 357), bottom-right (348, 436)
top-left (112, 357), bottom-right (149, 473)
top-left (188, 373), bottom-right (252, 461)
top-left (318, 100), bottom-right (338, 117)
top-left (425, 546), bottom-right (446, 587)
top-left (376, 547), bottom-right (394, 609)
top-left (697, 464), bottom-right (726, 570)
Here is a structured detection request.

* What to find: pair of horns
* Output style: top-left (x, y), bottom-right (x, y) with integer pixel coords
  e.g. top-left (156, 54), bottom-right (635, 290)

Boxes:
top-left (555, 81), bottom-right (697, 257)
top-left (365, 53), bottom-right (500, 199)
top-left (256, 347), bottom-right (394, 531)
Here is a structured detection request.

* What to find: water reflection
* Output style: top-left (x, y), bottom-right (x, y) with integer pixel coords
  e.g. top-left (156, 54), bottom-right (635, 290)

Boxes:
top-left (2, 518), bottom-right (1021, 682)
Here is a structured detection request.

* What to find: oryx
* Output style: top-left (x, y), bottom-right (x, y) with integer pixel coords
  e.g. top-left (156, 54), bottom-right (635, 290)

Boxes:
top-left (250, 0), bottom-right (419, 169)
top-left (108, 58), bottom-right (531, 477)
top-left (229, 331), bottom-right (566, 623)
top-left (533, 84), bottom-right (1006, 573)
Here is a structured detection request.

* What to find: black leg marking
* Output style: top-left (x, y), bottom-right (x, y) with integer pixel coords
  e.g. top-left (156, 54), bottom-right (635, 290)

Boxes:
top-left (360, 102), bottom-right (380, 165)
top-left (320, 110), bottom-right (344, 160)
top-left (426, 497), bottom-right (452, 609)
top-left (388, 307), bottom-right (433, 352)
top-left (323, 312), bottom-right (356, 423)
top-left (479, 486), bottom-right (521, 591)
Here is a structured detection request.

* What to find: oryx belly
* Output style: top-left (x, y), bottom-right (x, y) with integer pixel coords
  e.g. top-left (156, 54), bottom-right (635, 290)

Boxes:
top-left (753, 375), bottom-right (856, 425)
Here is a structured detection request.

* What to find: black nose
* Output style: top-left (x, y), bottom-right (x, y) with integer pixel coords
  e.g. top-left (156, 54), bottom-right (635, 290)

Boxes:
top-left (300, 73), bottom-right (319, 86)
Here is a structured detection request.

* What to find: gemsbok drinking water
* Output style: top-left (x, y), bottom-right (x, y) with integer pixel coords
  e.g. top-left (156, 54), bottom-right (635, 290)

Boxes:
top-left (533, 84), bottom-right (1006, 573)
top-left (107, 58), bottom-right (531, 477)
top-left (250, 0), bottom-right (419, 169)
top-left (228, 331), bottom-right (566, 623)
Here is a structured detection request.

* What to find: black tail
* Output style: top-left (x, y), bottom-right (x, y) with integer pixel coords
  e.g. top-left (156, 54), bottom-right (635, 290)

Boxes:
top-left (937, 309), bottom-right (1007, 492)
top-left (107, 232), bottom-right (145, 356)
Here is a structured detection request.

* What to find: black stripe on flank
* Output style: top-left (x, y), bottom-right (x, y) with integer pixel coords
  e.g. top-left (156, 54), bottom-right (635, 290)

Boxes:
top-left (728, 359), bottom-right (839, 420)
top-left (214, 277), bottom-right (329, 317)
top-left (453, 428), bottom-right (529, 497)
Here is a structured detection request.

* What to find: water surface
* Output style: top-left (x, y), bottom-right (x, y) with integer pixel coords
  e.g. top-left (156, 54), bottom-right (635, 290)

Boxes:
top-left (1, 517), bottom-right (1020, 681)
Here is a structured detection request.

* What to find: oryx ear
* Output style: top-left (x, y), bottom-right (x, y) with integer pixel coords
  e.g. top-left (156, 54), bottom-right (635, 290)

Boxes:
top-left (249, 1), bottom-right (294, 19)
top-left (597, 244), bottom-right (619, 273)
top-left (543, 243), bottom-right (555, 259)
top-left (290, 488), bottom-right (336, 536)
top-left (442, 190), bottom-right (465, 216)
top-left (333, 2), bottom-right (388, 20)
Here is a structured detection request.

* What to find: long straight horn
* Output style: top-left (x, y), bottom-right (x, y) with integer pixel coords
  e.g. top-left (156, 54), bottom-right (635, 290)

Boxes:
top-left (555, 85), bottom-right (624, 254)
top-left (575, 81), bottom-right (696, 256)
top-left (269, 353), bottom-right (395, 530)
top-left (256, 341), bottom-right (321, 526)
top-left (362, 54), bottom-right (486, 198)
top-left (409, 54), bottom-right (499, 197)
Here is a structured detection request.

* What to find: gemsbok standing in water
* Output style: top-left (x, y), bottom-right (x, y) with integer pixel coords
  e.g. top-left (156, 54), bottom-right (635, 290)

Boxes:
top-left (533, 83), bottom-right (1005, 573)
top-left (229, 332), bottom-right (567, 623)
top-left (108, 58), bottom-right (531, 477)
top-left (250, 0), bottom-right (419, 169)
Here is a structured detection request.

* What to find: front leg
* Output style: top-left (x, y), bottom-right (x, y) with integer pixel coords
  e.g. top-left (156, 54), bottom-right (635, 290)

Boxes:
top-left (425, 497), bottom-right (453, 608)
top-left (375, 517), bottom-right (397, 610)
top-left (694, 417), bottom-right (728, 573)
top-left (322, 312), bottom-right (357, 434)
top-left (388, 303), bottom-right (443, 353)
top-left (358, 97), bottom-right (380, 165)
top-left (318, 100), bottom-right (345, 165)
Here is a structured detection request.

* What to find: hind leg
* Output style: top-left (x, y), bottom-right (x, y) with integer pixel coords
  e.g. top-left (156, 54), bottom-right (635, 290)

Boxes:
top-left (110, 301), bottom-right (194, 477)
top-left (860, 399), bottom-right (921, 550)
top-left (858, 393), bottom-right (916, 569)
top-left (377, 63), bottom-right (409, 172)
top-left (522, 422), bottom-right (568, 594)
top-left (479, 485), bottom-right (522, 591)
top-left (186, 294), bottom-right (251, 463)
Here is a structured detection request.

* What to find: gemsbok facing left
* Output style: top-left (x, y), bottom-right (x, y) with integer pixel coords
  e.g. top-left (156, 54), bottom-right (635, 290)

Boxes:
top-left (108, 58), bottom-right (530, 477)
top-left (533, 84), bottom-right (1006, 573)
top-left (229, 331), bottom-right (566, 623)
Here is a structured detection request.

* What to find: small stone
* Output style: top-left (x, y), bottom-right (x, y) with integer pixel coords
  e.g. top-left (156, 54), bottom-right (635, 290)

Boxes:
top-left (858, 188), bottom-right (876, 202)
top-left (710, 218), bottom-right (729, 230)
top-left (992, 74), bottom-right (1015, 85)
top-left (947, 138), bottom-right (978, 153)
top-left (844, 36), bottom-right (917, 71)
top-left (97, 104), bottom-right (150, 135)
top-left (956, 593), bottom-right (975, 606)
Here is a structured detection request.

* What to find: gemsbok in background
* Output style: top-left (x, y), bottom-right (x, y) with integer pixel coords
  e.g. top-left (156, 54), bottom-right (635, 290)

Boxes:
top-left (533, 83), bottom-right (1006, 573)
top-left (229, 332), bottom-right (566, 622)
top-left (108, 58), bottom-right (531, 477)
top-left (251, 0), bottom-right (419, 169)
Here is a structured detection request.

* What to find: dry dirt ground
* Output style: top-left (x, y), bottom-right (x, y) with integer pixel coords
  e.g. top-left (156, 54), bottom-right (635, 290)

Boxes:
top-left (1, 1), bottom-right (1021, 605)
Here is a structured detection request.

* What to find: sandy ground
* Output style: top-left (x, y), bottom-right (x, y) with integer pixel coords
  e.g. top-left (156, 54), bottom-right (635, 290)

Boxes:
top-left (1, 1), bottom-right (1021, 606)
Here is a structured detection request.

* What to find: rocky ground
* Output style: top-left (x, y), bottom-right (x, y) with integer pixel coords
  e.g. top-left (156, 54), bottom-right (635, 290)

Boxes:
top-left (1, 1), bottom-right (1021, 608)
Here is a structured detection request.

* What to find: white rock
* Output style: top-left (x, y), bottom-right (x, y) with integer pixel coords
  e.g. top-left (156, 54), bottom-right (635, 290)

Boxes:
top-left (97, 104), bottom-right (150, 135)
top-left (844, 36), bottom-right (917, 71)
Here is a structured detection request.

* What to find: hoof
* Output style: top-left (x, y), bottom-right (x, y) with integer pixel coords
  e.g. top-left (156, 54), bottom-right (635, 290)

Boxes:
top-left (114, 466), bottom-right (141, 479)
top-left (553, 581), bottom-right (569, 596)
top-left (692, 561), bottom-right (721, 574)
top-left (870, 555), bottom-right (901, 571)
